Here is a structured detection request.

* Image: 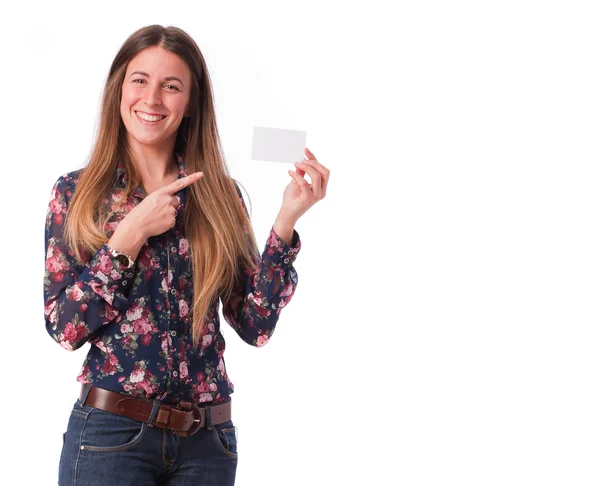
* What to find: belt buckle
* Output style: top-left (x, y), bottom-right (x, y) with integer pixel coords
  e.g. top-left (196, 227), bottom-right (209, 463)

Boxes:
top-left (173, 401), bottom-right (204, 437)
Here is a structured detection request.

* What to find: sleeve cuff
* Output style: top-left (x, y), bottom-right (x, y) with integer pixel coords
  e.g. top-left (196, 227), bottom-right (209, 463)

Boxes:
top-left (78, 244), bottom-right (134, 309)
top-left (264, 226), bottom-right (301, 266)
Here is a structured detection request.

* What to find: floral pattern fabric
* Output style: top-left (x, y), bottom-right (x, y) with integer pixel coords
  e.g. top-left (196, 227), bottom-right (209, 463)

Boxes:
top-left (44, 153), bottom-right (301, 405)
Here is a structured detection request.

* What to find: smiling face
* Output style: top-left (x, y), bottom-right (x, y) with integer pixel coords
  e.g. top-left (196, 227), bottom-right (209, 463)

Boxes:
top-left (120, 45), bottom-right (192, 152)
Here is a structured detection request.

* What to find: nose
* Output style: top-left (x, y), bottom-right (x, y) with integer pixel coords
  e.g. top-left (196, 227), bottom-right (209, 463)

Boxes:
top-left (144, 83), bottom-right (162, 107)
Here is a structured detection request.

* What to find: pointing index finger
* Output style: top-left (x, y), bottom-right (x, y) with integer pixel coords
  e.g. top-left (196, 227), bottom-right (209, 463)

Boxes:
top-left (162, 172), bottom-right (204, 195)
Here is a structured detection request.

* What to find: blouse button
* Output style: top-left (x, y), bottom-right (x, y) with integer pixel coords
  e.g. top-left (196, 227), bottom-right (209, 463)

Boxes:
top-left (122, 281), bottom-right (127, 286)
top-left (170, 330), bottom-right (177, 337)
top-left (284, 258), bottom-right (289, 264)
top-left (171, 289), bottom-right (177, 295)
top-left (126, 273), bottom-right (133, 278)
top-left (171, 247), bottom-right (177, 253)
top-left (172, 371), bottom-right (178, 377)
top-left (287, 250), bottom-right (293, 255)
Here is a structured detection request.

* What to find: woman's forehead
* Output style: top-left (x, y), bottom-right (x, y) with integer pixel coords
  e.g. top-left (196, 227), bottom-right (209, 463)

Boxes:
top-left (127, 46), bottom-right (190, 77)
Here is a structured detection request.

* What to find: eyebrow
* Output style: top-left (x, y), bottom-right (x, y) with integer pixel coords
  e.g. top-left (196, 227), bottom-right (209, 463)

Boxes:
top-left (129, 71), bottom-right (185, 88)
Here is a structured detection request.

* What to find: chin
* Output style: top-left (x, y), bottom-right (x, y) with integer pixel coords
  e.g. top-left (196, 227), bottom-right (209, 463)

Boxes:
top-left (137, 132), bottom-right (178, 147)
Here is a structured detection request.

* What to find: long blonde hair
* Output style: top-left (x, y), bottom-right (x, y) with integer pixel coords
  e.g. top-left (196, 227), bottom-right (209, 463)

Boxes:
top-left (63, 25), bottom-right (259, 344)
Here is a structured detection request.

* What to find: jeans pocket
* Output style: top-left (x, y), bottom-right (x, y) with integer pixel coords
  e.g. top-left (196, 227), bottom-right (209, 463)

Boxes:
top-left (212, 420), bottom-right (238, 458)
top-left (79, 407), bottom-right (147, 452)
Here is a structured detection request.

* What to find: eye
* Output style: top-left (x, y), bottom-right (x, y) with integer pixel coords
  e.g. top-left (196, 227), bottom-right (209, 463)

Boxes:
top-left (165, 84), bottom-right (181, 91)
top-left (132, 79), bottom-right (145, 84)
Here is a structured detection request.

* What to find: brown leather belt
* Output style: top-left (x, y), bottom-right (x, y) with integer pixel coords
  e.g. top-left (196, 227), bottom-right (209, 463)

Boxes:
top-left (80, 384), bottom-right (231, 437)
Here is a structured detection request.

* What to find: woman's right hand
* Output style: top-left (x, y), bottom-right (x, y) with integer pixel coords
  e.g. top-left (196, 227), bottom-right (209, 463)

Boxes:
top-left (124, 171), bottom-right (204, 240)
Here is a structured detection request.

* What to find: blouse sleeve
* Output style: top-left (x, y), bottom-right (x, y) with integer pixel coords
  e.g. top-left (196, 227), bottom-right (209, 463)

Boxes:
top-left (220, 183), bottom-right (301, 347)
top-left (43, 174), bottom-right (135, 351)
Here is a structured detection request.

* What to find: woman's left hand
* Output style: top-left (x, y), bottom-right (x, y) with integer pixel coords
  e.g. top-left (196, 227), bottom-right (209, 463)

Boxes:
top-left (278, 147), bottom-right (329, 224)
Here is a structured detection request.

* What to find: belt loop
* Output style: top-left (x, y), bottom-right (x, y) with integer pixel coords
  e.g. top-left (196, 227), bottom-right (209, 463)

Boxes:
top-left (80, 383), bottom-right (93, 404)
top-left (205, 404), bottom-right (212, 430)
top-left (146, 400), bottom-right (162, 426)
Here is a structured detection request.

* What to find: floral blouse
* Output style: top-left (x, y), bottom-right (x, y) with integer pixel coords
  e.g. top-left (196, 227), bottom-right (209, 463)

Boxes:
top-left (43, 153), bottom-right (301, 405)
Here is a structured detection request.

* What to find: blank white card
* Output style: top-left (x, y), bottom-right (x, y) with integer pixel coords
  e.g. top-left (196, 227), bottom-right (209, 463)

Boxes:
top-left (251, 126), bottom-right (307, 163)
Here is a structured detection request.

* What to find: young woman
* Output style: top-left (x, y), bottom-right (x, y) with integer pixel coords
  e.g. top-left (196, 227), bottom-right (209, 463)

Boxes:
top-left (43, 24), bottom-right (329, 485)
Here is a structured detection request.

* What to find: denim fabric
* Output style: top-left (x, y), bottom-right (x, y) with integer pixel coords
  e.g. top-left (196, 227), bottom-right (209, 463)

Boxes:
top-left (59, 394), bottom-right (238, 485)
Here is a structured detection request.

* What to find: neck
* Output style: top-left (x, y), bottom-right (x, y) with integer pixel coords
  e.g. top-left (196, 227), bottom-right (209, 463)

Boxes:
top-left (127, 136), bottom-right (178, 181)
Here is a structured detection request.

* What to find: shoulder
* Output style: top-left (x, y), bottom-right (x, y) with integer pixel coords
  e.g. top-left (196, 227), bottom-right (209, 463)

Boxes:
top-left (52, 168), bottom-right (85, 188)
top-left (49, 168), bottom-right (86, 205)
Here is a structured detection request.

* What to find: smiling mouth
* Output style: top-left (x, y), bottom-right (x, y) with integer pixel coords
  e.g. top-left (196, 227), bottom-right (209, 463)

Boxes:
top-left (135, 111), bottom-right (167, 123)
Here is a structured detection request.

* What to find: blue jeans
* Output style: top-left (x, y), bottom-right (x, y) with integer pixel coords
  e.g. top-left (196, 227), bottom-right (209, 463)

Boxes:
top-left (59, 385), bottom-right (238, 485)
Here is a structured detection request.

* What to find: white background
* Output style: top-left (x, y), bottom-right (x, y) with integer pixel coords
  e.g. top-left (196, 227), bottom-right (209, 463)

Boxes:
top-left (1, 0), bottom-right (599, 484)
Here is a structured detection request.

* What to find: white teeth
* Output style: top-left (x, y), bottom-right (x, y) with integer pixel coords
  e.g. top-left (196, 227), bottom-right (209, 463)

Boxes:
top-left (136, 112), bottom-right (165, 122)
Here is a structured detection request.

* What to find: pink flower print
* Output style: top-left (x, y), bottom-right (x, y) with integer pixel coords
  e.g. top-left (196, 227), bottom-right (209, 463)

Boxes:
top-left (50, 198), bottom-right (63, 214)
top-left (281, 282), bottom-right (294, 297)
top-left (105, 221), bottom-right (119, 233)
top-left (179, 238), bottom-right (189, 256)
top-left (45, 300), bottom-right (57, 319)
top-left (103, 359), bottom-right (116, 375)
top-left (60, 341), bottom-right (73, 351)
top-left (202, 334), bottom-right (212, 347)
top-left (77, 365), bottom-right (91, 382)
top-left (120, 323), bottom-right (133, 334)
top-left (179, 362), bottom-right (189, 379)
top-left (63, 323), bottom-right (77, 343)
top-left (267, 229), bottom-right (284, 250)
top-left (126, 306), bottom-right (143, 321)
top-left (139, 381), bottom-right (155, 396)
top-left (161, 334), bottom-right (171, 354)
top-left (209, 383), bottom-right (217, 392)
top-left (208, 323), bottom-right (215, 333)
top-left (95, 340), bottom-right (108, 354)
top-left (256, 335), bottom-right (270, 347)
top-left (179, 300), bottom-right (188, 318)
top-left (198, 393), bottom-right (212, 403)
top-left (105, 307), bottom-right (119, 321)
top-left (133, 318), bottom-right (152, 335)
top-left (255, 305), bottom-right (270, 318)
top-left (248, 292), bottom-right (263, 306)
top-left (140, 334), bottom-right (152, 346)
top-left (46, 256), bottom-right (64, 273)
top-left (98, 253), bottom-right (113, 274)
top-left (71, 285), bottom-right (84, 301)
top-left (130, 369), bottom-right (145, 383)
